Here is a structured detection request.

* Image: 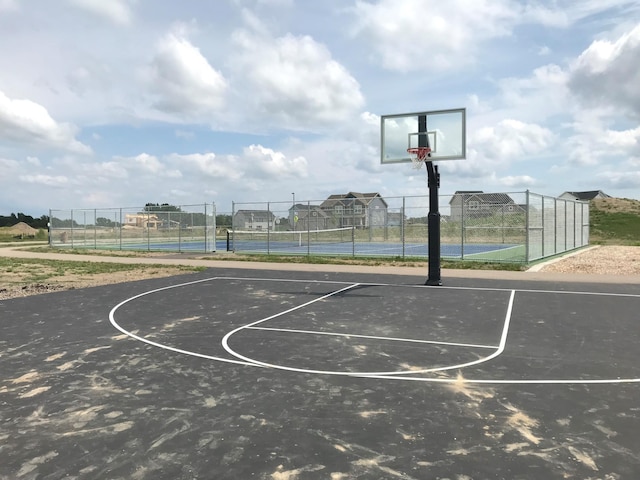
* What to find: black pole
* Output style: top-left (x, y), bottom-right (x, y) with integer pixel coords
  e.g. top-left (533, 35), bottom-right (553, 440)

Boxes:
top-left (418, 114), bottom-right (442, 285)
top-left (426, 162), bottom-right (442, 285)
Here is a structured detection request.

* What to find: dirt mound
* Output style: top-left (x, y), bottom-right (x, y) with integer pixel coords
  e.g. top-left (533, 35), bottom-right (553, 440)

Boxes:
top-left (592, 197), bottom-right (640, 214)
top-left (7, 222), bottom-right (39, 235)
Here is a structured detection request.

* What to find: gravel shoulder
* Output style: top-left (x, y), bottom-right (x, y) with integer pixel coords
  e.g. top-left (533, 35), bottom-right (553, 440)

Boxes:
top-left (533, 245), bottom-right (640, 275)
top-left (1, 245), bottom-right (639, 300)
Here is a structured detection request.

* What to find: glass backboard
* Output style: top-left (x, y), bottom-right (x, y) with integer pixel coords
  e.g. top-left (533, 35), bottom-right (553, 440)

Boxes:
top-left (380, 108), bottom-right (466, 163)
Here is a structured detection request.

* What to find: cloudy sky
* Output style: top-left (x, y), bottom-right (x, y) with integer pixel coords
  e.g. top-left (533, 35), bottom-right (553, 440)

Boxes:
top-left (1, 0), bottom-right (639, 216)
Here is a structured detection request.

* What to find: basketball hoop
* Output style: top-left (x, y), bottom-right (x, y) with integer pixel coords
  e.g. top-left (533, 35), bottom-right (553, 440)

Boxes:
top-left (407, 147), bottom-right (432, 169)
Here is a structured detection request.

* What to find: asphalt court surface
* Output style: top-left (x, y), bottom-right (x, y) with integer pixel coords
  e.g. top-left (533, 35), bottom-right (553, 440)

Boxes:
top-left (2, 267), bottom-right (640, 479)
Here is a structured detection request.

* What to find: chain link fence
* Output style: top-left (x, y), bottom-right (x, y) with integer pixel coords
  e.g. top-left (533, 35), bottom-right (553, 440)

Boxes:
top-left (48, 193), bottom-right (588, 263)
top-left (49, 203), bottom-right (217, 252)
top-left (228, 192), bottom-right (589, 263)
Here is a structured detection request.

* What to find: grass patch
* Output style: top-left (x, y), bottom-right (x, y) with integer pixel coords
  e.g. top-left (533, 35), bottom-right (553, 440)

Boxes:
top-left (0, 257), bottom-right (205, 285)
top-left (589, 198), bottom-right (640, 245)
top-left (24, 246), bottom-right (151, 257)
top-left (200, 253), bottom-right (525, 271)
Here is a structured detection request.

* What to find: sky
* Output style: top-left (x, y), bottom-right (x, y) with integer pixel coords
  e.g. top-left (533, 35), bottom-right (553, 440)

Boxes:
top-left (1, 0), bottom-right (639, 217)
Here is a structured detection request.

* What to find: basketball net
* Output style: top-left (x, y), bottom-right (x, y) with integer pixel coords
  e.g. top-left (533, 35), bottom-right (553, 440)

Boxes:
top-left (407, 147), bottom-right (432, 169)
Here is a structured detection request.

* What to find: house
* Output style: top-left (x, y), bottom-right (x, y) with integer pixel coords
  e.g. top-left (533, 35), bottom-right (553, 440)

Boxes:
top-left (449, 191), bottom-right (521, 222)
top-left (233, 209), bottom-right (276, 230)
top-left (559, 190), bottom-right (611, 201)
top-left (319, 192), bottom-right (388, 228)
top-left (124, 213), bottom-right (162, 229)
top-left (289, 204), bottom-right (331, 231)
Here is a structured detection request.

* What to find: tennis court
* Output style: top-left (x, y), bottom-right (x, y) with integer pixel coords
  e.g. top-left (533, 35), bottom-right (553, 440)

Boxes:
top-left (2, 266), bottom-right (639, 479)
top-left (63, 229), bottom-right (522, 260)
top-left (229, 228), bottom-right (520, 258)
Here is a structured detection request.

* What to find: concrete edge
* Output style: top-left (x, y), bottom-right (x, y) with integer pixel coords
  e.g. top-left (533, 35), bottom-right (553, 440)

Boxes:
top-left (2, 245), bottom-right (639, 285)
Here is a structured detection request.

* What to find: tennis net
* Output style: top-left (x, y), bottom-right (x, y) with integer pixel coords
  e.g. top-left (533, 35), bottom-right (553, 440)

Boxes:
top-left (229, 226), bottom-right (355, 254)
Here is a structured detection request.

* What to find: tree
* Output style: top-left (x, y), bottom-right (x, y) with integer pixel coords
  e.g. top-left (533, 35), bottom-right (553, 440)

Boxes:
top-left (143, 203), bottom-right (182, 213)
top-left (216, 214), bottom-right (232, 228)
top-left (96, 217), bottom-right (115, 227)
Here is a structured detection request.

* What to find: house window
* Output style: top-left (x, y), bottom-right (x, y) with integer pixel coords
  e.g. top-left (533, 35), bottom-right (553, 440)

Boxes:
top-left (468, 201), bottom-right (480, 210)
top-left (335, 205), bottom-right (344, 215)
top-left (354, 204), bottom-right (362, 214)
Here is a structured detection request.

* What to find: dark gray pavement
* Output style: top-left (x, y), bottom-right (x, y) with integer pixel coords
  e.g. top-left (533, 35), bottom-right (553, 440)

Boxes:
top-left (2, 266), bottom-right (640, 479)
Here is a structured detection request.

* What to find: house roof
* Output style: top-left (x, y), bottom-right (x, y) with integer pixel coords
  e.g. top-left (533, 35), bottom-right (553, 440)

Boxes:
top-left (320, 192), bottom-right (387, 208)
top-left (234, 209), bottom-right (275, 218)
top-left (450, 191), bottom-right (515, 204)
top-left (561, 190), bottom-right (611, 201)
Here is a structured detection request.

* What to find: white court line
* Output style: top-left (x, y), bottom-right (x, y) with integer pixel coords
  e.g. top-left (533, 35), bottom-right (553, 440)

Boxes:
top-left (247, 326), bottom-right (497, 350)
top-left (215, 275), bottom-right (640, 298)
top-left (109, 276), bottom-right (260, 367)
top-left (222, 287), bottom-right (514, 376)
top-left (109, 275), bottom-right (640, 384)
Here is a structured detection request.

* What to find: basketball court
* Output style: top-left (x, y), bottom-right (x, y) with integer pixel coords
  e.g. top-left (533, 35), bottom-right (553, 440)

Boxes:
top-left (2, 266), bottom-right (640, 479)
top-left (4, 108), bottom-right (638, 479)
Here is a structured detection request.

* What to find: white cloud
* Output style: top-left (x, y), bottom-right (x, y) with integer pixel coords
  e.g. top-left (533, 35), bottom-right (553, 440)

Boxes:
top-left (499, 175), bottom-right (537, 188)
top-left (567, 120), bottom-right (640, 166)
top-left (66, 0), bottom-right (134, 25)
top-left (124, 153), bottom-right (162, 174)
top-left (569, 23), bottom-right (640, 118)
top-left (546, 0), bottom-right (640, 27)
top-left (498, 64), bottom-right (569, 117)
top-left (0, 157), bottom-right (19, 171)
top-left (244, 144), bottom-right (308, 179)
top-left (473, 119), bottom-right (555, 161)
top-left (351, 0), bottom-right (640, 73)
top-left (112, 153), bottom-right (181, 178)
top-left (19, 174), bottom-right (71, 187)
top-left (167, 152), bottom-right (242, 180)
top-left (351, 0), bottom-right (518, 72)
top-left (148, 27), bottom-right (228, 117)
top-left (600, 170), bottom-right (640, 188)
top-left (0, 0), bottom-right (18, 12)
top-left (231, 27), bottom-right (364, 129)
top-left (257, 0), bottom-right (293, 6)
top-left (0, 90), bottom-right (91, 154)
top-left (537, 46), bottom-right (552, 56)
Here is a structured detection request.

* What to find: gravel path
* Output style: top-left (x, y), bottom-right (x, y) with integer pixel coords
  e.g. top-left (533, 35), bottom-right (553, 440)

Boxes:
top-left (535, 245), bottom-right (640, 275)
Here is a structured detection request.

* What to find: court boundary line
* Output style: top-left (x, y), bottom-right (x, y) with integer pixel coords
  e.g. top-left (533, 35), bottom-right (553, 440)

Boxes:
top-left (109, 275), bottom-right (640, 384)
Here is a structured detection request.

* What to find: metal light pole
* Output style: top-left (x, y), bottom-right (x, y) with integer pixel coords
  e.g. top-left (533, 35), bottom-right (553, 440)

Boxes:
top-left (292, 192), bottom-right (295, 231)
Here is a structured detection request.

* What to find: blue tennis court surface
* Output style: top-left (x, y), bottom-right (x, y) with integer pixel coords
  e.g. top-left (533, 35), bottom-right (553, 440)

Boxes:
top-left (229, 240), bottom-right (519, 258)
top-left (113, 239), bottom-right (519, 258)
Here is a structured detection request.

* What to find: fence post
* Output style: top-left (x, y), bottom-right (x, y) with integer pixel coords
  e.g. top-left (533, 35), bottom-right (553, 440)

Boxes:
top-left (307, 200), bottom-right (311, 256)
top-left (48, 209), bottom-right (52, 246)
top-left (402, 196), bottom-right (406, 258)
top-left (541, 198), bottom-right (545, 258)
top-left (461, 194), bottom-right (466, 260)
top-left (564, 199), bottom-right (568, 251)
top-left (267, 202), bottom-right (271, 254)
top-left (93, 209), bottom-right (97, 249)
top-left (525, 190), bottom-right (530, 262)
top-left (231, 201), bottom-right (236, 252)
top-left (70, 210), bottom-right (74, 248)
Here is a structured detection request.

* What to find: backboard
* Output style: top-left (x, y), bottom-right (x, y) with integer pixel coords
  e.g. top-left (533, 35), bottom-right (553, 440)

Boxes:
top-left (380, 108), bottom-right (466, 164)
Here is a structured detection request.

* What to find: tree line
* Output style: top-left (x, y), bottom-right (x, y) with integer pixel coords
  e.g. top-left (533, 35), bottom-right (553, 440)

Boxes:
top-left (1, 204), bottom-right (232, 230)
top-left (0, 213), bottom-right (49, 229)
